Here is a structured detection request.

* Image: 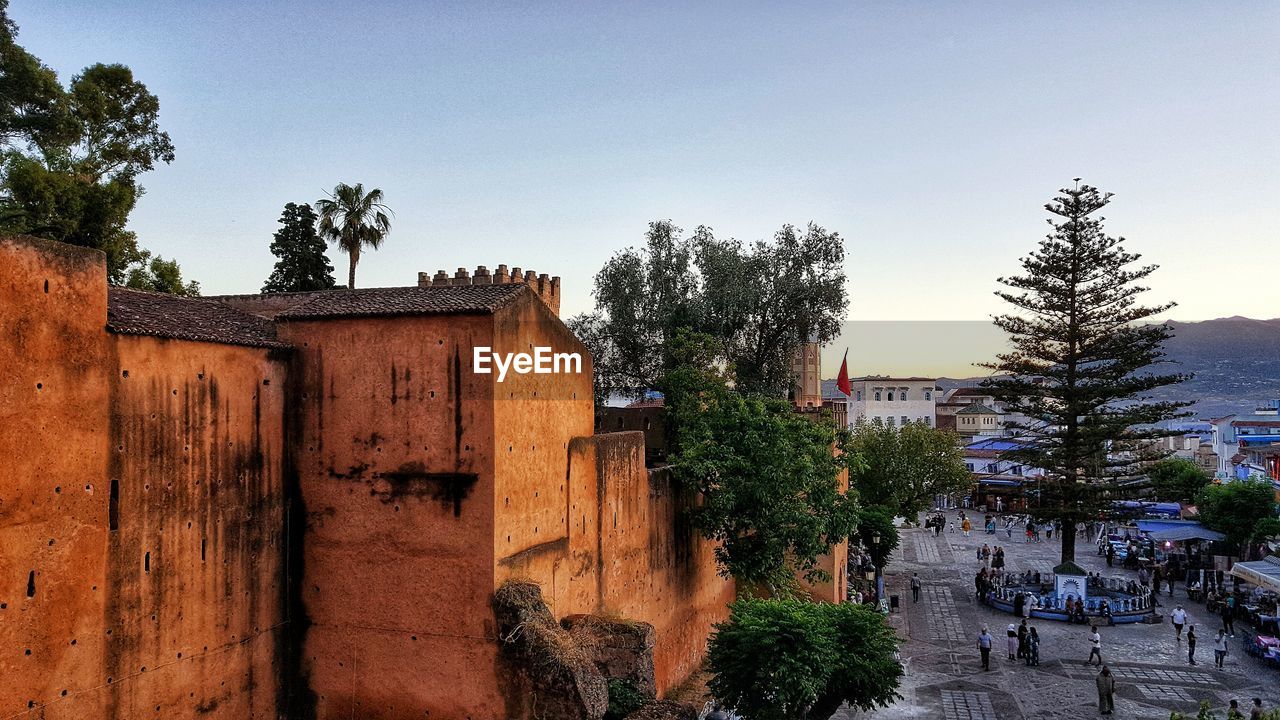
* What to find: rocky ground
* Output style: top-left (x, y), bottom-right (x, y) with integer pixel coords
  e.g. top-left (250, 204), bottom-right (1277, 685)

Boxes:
top-left (837, 519), bottom-right (1280, 719)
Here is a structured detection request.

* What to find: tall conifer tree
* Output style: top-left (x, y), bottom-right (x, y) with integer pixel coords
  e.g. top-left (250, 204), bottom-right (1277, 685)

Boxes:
top-left (982, 182), bottom-right (1189, 563)
top-left (262, 202), bottom-right (336, 292)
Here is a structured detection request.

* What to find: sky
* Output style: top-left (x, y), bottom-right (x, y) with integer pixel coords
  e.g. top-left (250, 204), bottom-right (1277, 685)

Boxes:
top-left (11, 1), bottom-right (1280, 370)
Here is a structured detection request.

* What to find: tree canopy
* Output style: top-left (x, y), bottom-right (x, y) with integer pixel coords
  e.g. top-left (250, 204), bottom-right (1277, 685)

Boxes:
top-left (0, 3), bottom-right (191, 290)
top-left (707, 597), bottom-right (902, 720)
top-left (848, 420), bottom-right (972, 518)
top-left (569, 220), bottom-right (847, 404)
top-left (1195, 480), bottom-right (1279, 557)
top-left (665, 332), bottom-right (857, 592)
top-left (1144, 457), bottom-right (1211, 504)
top-left (981, 182), bottom-right (1189, 563)
top-left (262, 202), bottom-right (336, 292)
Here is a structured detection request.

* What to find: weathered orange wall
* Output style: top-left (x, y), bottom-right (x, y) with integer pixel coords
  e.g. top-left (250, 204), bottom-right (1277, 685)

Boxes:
top-left (276, 314), bottom-right (502, 720)
top-left (1, 236), bottom-right (112, 719)
top-left (104, 334), bottom-right (288, 719)
top-left (1, 236), bottom-right (289, 720)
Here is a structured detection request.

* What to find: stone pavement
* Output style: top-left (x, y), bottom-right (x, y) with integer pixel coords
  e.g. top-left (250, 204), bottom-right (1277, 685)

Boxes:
top-left (836, 518), bottom-right (1280, 719)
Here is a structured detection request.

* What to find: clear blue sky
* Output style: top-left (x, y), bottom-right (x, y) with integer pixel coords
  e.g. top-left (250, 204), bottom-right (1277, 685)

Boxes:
top-left (12, 1), bottom-right (1279, 325)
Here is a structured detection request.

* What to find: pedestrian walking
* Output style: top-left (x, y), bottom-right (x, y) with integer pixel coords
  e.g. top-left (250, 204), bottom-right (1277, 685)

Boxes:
top-left (962, 517), bottom-right (972, 537)
top-left (911, 572), bottom-right (921, 603)
top-left (1017, 620), bottom-right (1029, 659)
top-left (977, 626), bottom-right (993, 671)
top-left (1214, 629), bottom-right (1229, 669)
top-left (1224, 595), bottom-right (1237, 636)
top-left (1172, 605), bottom-right (1187, 641)
top-left (1096, 666), bottom-right (1116, 715)
top-left (1027, 626), bottom-right (1040, 666)
top-left (1229, 700), bottom-right (1245, 720)
top-left (1087, 626), bottom-right (1103, 666)
top-left (1252, 698), bottom-right (1265, 720)
top-left (1105, 543), bottom-right (1115, 567)
top-left (1187, 625), bottom-right (1198, 665)
top-left (1006, 624), bottom-right (1018, 660)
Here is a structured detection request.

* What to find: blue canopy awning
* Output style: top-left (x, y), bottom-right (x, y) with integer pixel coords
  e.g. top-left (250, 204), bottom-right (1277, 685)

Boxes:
top-left (1136, 520), bottom-right (1225, 543)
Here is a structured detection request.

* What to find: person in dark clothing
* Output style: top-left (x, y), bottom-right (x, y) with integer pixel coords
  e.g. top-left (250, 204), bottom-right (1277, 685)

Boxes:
top-left (1017, 620), bottom-right (1029, 659)
top-left (911, 573), bottom-right (922, 603)
top-left (1105, 543), bottom-right (1115, 567)
top-left (1187, 625), bottom-right (1198, 665)
top-left (1222, 601), bottom-right (1236, 636)
top-left (1096, 666), bottom-right (1116, 715)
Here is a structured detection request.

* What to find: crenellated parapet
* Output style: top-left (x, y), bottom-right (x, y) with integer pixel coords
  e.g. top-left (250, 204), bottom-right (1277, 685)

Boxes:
top-left (417, 264), bottom-right (561, 316)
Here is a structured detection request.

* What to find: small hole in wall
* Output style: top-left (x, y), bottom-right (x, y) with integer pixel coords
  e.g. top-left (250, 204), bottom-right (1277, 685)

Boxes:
top-left (144, 552), bottom-right (150, 573)
top-left (122, 370), bottom-right (129, 378)
top-left (26, 571), bottom-right (35, 597)
top-left (172, 389), bottom-right (178, 395)
top-left (201, 538), bottom-right (206, 562)
top-left (44, 279), bottom-right (49, 293)
top-left (262, 379), bottom-right (270, 386)
top-left (429, 390), bottom-right (436, 398)
top-left (54, 486), bottom-right (61, 494)
top-left (197, 373), bottom-right (204, 381)
top-left (36, 383), bottom-right (42, 390)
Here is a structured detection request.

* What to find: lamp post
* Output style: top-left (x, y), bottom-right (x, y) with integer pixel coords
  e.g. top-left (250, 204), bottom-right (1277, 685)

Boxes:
top-left (871, 531), bottom-right (884, 607)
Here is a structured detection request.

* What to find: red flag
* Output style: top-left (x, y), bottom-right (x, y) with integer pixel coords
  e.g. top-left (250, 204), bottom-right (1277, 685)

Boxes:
top-left (836, 349), bottom-right (851, 397)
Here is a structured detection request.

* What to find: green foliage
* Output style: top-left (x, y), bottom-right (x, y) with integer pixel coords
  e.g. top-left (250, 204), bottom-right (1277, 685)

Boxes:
top-left (569, 219), bottom-right (847, 404)
top-left (1146, 457), bottom-right (1211, 503)
top-left (315, 182), bottom-right (392, 289)
top-left (855, 505), bottom-right (899, 570)
top-left (1195, 480), bottom-right (1279, 556)
top-left (262, 202), bottom-right (336, 292)
top-left (123, 250), bottom-right (200, 296)
top-left (981, 183), bottom-right (1189, 562)
top-left (604, 679), bottom-right (647, 720)
top-left (665, 331), bottom-right (857, 591)
top-left (0, 3), bottom-right (192, 291)
top-left (848, 421), bottom-right (972, 518)
top-left (1254, 517), bottom-right (1280, 542)
top-left (707, 598), bottom-right (902, 720)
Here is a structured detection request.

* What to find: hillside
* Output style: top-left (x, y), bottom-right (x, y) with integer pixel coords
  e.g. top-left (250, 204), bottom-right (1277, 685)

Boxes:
top-left (937, 316), bottom-right (1280, 419)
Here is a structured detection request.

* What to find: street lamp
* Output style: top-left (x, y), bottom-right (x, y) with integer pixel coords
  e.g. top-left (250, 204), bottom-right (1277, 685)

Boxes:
top-left (871, 531), bottom-right (884, 607)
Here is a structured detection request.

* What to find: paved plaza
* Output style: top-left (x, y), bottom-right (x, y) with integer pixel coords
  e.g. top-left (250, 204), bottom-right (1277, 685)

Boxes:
top-left (838, 519), bottom-right (1280, 719)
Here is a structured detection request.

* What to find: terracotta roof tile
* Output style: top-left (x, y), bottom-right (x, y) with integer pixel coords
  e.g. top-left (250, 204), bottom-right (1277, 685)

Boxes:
top-left (275, 284), bottom-right (528, 320)
top-left (107, 288), bottom-right (288, 349)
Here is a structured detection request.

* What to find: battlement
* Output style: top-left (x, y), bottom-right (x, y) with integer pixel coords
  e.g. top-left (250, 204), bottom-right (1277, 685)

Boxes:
top-left (417, 264), bottom-right (561, 316)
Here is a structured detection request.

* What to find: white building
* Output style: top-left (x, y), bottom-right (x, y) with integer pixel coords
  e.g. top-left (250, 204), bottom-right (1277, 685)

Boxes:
top-left (844, 376), bottom-right (938, 428)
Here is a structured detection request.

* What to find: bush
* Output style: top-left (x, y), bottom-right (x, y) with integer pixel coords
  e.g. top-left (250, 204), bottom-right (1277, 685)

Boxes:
top-left (707, 598), bottom-right (901, 720)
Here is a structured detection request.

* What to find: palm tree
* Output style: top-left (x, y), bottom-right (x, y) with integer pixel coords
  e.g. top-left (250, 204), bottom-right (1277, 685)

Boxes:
top-left (315, 182), bottom-right (393, 289)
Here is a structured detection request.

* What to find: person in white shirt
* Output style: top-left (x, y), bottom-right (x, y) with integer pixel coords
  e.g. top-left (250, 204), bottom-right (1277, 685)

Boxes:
top-left (1171, 605), bottom-right (1187, 641)
top-left (1087, 626), bottom-right (1103, 666)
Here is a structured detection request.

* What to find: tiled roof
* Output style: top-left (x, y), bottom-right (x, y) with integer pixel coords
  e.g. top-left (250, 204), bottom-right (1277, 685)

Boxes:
top-left (107, 288), bottom-right (288, 349)
top-left (275, 284), bottom-right (528, 320)
top-left (956, 403), bottom-right (1000, 415)
top-left (950, 387), bottom-right (990, 396)
top-left (1232, 420), bottom-right (1280, 428)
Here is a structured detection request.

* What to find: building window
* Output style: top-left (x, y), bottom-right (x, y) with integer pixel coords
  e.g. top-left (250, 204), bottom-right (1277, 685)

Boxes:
top-left (901, 415), bottom-right (908, 426)
top-left (986, 463), bottom-right (998, 474)
top-left (874, 392), bottom-right (881, 401)
top-left (856, 390), bottom-right (863, 401)
top-left (901, 390), bottom-right (909, 401)
top-left (887, 416), bottom-right (895, 427)
top-left (887, 391), bottom-right (894, 401)
top-left (925, 390), bottom-right (932, 401)
top-left (924, 416), bottom-right (932, 427)
top-left (966, 463), bottom-right (975, 472)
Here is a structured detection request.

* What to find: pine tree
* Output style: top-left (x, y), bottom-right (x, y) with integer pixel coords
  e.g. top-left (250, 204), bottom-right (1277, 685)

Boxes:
top-left (262, 202), bottom-right (336, 292)
top-left (982, 182), bottom-right (1189, 563)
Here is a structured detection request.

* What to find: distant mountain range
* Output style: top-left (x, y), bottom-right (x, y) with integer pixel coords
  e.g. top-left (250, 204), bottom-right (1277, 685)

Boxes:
top-left (937, 316), bottom-right (1280, 420)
